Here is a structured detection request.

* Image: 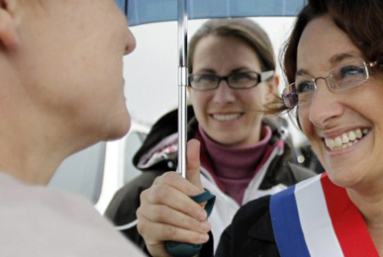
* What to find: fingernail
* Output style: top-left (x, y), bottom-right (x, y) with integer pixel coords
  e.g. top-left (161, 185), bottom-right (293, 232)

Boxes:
top-left (199, 233), bottom-right (209, 243)
top-left (196, 209), bottom-right (207, 220)
top-left (200, 221), bottom-right (211, 232)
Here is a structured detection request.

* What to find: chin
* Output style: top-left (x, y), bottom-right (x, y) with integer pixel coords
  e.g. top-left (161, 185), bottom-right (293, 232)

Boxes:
top-left (326, 167), bottom-right (363, 189)
top-left (105, 111), bottom-right (131, 140)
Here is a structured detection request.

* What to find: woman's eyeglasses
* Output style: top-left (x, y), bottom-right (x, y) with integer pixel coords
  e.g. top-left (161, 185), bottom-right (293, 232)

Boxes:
top-left (188, 70), bottom-right (274, 91)
top-left (282, 59), bottom-right (378, 109)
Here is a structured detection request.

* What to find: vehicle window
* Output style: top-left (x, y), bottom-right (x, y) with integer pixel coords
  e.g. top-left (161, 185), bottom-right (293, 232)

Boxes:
top-left (48, 142), bottom-right (106, 203)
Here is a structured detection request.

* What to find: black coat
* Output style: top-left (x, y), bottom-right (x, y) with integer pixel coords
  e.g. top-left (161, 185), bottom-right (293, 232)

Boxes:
top-left (215, 195), bottom-right (279, 257)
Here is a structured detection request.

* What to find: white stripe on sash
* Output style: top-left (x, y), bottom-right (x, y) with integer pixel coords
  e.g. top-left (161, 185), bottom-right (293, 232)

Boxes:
top-left (295, 176), bottom-right (344, 257)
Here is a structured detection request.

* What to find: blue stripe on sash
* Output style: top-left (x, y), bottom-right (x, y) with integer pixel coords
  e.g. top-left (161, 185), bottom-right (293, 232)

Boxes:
top-left (270, 186), bottom-right (311, 257)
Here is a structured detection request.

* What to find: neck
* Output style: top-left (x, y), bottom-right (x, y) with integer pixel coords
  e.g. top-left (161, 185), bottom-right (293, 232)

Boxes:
top-left (347, 186), bottom-right (383, 255)
top-left (0, 134), bottom-right (68, 185)
top-left (0, 112), bottom-right (79, 185)
top-left (198, 125), bottom-right (272, 204)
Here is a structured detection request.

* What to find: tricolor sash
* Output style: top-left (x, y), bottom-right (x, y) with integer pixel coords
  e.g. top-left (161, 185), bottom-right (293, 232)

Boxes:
top-left (270, 173), bottom-right (379, 257)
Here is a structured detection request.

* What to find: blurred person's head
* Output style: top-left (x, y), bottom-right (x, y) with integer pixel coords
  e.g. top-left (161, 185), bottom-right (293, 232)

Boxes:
top-left (187, 18), bottom-right (279, 147)
top-left (0, 0), bottom-right (136, 184)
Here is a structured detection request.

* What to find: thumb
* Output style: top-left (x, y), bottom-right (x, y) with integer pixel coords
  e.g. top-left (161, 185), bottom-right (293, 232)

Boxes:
top-left (186, 139), bottom-right (203, 192)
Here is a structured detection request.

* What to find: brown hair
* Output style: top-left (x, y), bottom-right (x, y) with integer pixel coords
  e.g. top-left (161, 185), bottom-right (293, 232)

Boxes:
top-left (187, 18), bottom-right (275, 74)
top-left (276, 0), bottom-right (383, 115)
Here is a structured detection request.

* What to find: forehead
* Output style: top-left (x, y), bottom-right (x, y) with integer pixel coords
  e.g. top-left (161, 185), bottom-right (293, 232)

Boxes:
top-left (193, 35), bottom-right (261, 72)
top-left (296, 15), bottom-right (362, 75)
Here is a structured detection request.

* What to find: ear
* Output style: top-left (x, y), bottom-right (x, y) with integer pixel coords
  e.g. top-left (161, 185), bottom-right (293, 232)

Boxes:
top-left (0, 0), bottom-right (20, 51)
top-left (265, 74), bottom-right (280, 104)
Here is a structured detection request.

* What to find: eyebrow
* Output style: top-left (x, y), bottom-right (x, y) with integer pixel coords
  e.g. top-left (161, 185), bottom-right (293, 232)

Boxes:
top-left (194, 68), bottom-right (216, 74)
top-left (296, 52), bottom-right (361, 78)
top-left (329, 52), bottom-right (359, 65)
top-left (194, 67), bottom-right (255, 75)
top-left (296, 69), bottom-right (310, 77)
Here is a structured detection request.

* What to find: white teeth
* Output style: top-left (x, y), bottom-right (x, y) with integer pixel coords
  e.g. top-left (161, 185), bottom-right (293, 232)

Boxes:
top-left (341, 134), bottom-right (348, 143)
top-left (325, 138), bottom-right (334, 148)
top-left (334, 137), bottom-right (342, 147)
top-left (213, 113), bottom-right (240, 121)
top-left (348, 131), bottom-right (356, 141)
top-left (324, 128), bottom-right (368, 151)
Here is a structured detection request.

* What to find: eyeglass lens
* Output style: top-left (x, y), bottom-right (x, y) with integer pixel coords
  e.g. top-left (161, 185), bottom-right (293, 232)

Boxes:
top-left (283, 60), bottom-right (369, 108)
top-left (190, 72), bottom-right (260, 90)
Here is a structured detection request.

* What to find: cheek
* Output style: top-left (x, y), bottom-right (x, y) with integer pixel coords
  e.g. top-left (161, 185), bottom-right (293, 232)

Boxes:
top-left (189, 92), bottom-right (208, 114)
top-left (298, 108), bottom-right (313, 138)
top-left (240, 87), bottom-right (267, 108)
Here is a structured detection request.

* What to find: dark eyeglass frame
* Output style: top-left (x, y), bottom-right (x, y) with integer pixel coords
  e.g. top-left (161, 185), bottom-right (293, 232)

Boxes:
top-left (281, 60), bottom-right (378, 109)
top-left (188, 70), bottom-right (275, 91)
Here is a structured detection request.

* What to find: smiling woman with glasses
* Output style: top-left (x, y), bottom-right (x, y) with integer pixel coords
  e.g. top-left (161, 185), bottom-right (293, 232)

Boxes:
top-left (196, 0), bottom-right (383, 256)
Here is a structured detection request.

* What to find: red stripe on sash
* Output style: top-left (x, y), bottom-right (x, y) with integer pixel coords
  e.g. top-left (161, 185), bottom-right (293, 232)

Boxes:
top-left (321, 174), bottom-right (379, 257)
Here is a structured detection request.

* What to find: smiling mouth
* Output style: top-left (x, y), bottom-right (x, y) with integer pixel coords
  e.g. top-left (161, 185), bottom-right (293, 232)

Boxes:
top-left (324, 128), bottom-right (370, 151)
top-left (211, 113), bottom-right (242, 121)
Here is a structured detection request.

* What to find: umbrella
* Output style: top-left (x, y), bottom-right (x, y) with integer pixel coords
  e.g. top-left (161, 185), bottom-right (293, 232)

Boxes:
top-left (115, 0), bottom-right (306, 177)
top-left (114, 1), bottom-right (306, 255)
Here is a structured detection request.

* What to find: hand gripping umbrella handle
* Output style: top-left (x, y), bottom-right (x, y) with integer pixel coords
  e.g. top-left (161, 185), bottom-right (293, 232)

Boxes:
top-left (165, 190), bottom-right (216, 257)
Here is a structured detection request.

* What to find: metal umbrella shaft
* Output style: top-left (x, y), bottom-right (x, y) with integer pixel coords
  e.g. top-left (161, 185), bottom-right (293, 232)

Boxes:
top-left (177, 0), bottom-right (188, 178)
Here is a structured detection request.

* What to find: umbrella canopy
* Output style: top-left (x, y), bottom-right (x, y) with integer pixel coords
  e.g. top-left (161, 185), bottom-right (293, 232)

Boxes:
top-left (116, 0), bottom-right (306, 26)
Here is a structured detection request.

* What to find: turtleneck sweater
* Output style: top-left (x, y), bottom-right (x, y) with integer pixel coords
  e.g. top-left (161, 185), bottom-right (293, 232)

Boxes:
top-left (199, 125), bottom-right (272, 205)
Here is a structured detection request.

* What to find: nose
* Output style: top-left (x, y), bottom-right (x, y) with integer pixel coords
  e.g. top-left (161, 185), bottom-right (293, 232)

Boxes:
top-left (124, 26), bottom-right (136, 55)
top-left (307, 78), bottom-right (344, 127)
top-left (212, 80), bottom-right (235, 105)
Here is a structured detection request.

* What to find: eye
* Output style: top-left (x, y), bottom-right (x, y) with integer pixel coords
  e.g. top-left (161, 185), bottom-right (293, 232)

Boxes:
top-left (337, 65), bottom-right (365, 79)
top-left (296, 81), bottom-right (316, 94)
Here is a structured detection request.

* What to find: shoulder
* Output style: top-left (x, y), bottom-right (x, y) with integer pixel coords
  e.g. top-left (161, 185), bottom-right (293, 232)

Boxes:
top-left (229, 195), bottom-right (274, 242)
top-left (232, 195), bottom-right (271, 229)
top-left (0, 176), bottom-right (145, 256)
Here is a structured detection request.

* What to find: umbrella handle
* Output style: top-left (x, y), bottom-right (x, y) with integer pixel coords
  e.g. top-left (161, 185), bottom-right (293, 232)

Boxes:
top-left (165, 190), bottom-right (216, 257)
